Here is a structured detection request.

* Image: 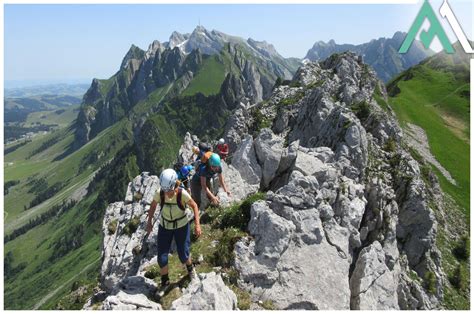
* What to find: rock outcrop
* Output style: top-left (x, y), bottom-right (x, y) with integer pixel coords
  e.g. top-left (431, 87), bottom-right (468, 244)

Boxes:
top-left (222, 52), bottom-right (442, 310)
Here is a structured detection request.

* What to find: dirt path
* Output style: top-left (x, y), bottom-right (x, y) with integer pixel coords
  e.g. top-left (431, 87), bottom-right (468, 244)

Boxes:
top-left (32, 257), bottom-right (101, 310)
top-left (404, 123), bottom-right (457, 185)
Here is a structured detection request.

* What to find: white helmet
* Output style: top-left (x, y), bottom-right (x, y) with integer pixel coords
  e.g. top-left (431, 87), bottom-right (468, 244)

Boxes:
top-left (218, 138), bottom-right (225, 145)
top-left (160, 168), bottom-right (177, 192)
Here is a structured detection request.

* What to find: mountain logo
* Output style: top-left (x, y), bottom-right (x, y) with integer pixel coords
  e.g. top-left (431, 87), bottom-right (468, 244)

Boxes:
top-left (399, 0), bottom-right (473, 54)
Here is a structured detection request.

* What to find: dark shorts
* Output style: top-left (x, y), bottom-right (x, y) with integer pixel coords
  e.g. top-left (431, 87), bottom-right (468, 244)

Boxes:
top-left (157, 223), bottom-right (190, 267)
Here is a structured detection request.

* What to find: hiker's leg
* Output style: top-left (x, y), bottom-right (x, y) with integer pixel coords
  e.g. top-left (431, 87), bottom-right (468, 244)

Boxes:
top-left (157, 225), bottom-right (173, 274)
top-left (174, 223), bottom-right (191, 265)
top-left (191, 180), bottom-right (201, 208)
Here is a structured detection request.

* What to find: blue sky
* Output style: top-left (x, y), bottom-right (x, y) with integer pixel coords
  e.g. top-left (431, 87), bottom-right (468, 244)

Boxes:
top-left (4, 1), bottom-right (473, 83)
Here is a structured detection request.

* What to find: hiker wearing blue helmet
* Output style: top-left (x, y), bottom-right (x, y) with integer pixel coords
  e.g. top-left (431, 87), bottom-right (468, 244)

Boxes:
top-left (191, 152), bottom-right (231, 209)
top-left (173, 162), bottom-right (193, 193)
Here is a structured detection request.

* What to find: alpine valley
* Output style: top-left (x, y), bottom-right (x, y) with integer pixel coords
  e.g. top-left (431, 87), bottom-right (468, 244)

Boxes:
top-left (3, 26), bottom-right (470, 310)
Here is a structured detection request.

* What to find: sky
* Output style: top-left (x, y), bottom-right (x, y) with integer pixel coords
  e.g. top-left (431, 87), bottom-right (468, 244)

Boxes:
top-left (4, 1), bottom-right (473, 84)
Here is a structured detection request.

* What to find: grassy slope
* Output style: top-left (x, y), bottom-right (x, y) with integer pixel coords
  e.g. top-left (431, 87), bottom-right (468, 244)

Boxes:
top-left (3, 119), bottom-right (132, 309)
top-left (5, 195), bottom-right (102, 310)
top-left (388, 50), bottom-right (471, 309)
top-left (389, 62), bottom-right (470, 218)
top-left (182, 54), bottom-right (227, 97)
top-left (23, 105), bottom-right (79, 128)
top-left (4, 120), bottom-right (130, 233)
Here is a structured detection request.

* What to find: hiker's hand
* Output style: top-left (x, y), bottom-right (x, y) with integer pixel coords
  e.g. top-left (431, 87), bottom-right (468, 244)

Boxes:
top-left (146, 221), bottom-right (153, 236)
top-left (226, 190), bottom-right (232, 197)
top-left (194, 224), bottom-right (202, 238)
top-left (210, 195), bottom-right (219, 205)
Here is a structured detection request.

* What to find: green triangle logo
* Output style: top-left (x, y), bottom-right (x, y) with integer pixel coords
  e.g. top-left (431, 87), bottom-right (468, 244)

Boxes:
top-left (399, 0), bottom-right (454, 54)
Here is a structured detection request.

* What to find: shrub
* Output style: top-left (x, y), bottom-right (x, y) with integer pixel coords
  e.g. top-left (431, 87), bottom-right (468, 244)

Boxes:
top-left (220, 192), bottom-right (266, 231)
top-left (251, 108), bottom-right (272, 134)
top-left (289, 81), bottom-right (302, 88)
top-left (262, 299), bottom-right (276, 310)
top-left (144, 264), bottom-right (160, 279)
top-left (351, 101), bottom-right (371, 121)
top-left (123, 216), bottom-right (140, 236)
top-left (449, 264), bottom-right (466, 290)
top-left (278, 90), bottom-right (305, 107)
top-left (452, 235), bottom-right (470, 261)
top-left (423, 271), bottom-right (437, 294)
top-left (383, 137), bottom-right (397, 153)
top-left (210, 228), bottom-right (246, 268)
top-left (107, 220), bottom-right (118, 235)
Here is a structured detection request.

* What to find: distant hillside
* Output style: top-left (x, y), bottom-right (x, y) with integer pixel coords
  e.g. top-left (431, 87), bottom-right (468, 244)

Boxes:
top-left (388, 42), bottom-right (471, 216)
top-left (4, 94), bottom-right (82, 143)
top-left (305, 32), bottom-right (433, 82)
top-left (5, 83), bottom-right (90, 98)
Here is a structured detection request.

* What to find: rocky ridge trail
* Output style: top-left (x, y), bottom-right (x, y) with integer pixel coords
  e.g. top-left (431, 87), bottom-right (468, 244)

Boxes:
top-left (84, 52), bottom-right (445, 310)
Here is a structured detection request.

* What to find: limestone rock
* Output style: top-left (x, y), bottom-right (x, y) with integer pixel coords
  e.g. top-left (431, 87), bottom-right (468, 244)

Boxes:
top-left (350, 241), bottom-right (399, 310)
top-left (171, 272), bottom-right (237, 310)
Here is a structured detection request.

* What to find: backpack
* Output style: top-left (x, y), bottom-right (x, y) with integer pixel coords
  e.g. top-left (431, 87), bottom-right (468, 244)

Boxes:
top-left (200, 151), bottom-right (214, 164)
top-left (173, 161), bottom-right (184, 173)
top-left (197, 142), bottom-right (213, 164)
top-left (159, 188), bottom-right (186, 212)
top-left (198, 142), bottom-right (212, 153)
top-left (159, 188), bottom-right (187, 229)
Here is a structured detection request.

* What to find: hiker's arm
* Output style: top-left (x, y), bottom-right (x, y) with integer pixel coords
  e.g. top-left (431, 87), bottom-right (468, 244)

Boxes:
top-left (218, 173), bottom-right (231, 196)
top-left (146, 200), bottom-right (157, 235)
top-left (201, 176), bottom-right (218, 204)
top-left (187, 198), bottom-right (201, 237)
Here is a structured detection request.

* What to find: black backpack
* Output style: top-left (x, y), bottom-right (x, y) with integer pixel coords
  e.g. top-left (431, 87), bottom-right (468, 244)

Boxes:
top-left (198, 142), bottom-right (212, 153)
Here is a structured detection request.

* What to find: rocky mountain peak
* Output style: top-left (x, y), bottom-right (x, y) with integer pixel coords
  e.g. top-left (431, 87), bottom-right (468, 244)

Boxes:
top-left (145, 40), bottom-right (164, 59)
top-left (247, 38), bottom-right (279, 59)
top-left (120, 44), bottom-right (145, 70)
top-left (392, 31), bottom-right (407, 42)
top-left (168, 31), bottom-right (189, 49)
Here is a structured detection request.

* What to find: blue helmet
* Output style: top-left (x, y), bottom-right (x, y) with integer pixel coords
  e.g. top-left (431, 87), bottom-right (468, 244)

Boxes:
top-left (209, 153), bottom-right (221, 167)
top-left (181, 165), bottom-right (193, 177)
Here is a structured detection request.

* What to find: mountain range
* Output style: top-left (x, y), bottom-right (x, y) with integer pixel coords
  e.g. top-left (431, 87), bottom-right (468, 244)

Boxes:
top-left (305, 31), bottom-right (434, 82)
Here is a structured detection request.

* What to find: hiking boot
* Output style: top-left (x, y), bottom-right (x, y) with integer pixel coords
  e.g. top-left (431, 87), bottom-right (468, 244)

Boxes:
top-left (156, 275), bottom-right (171, 298)
top-left (186, 264), bottom-right (197, 281)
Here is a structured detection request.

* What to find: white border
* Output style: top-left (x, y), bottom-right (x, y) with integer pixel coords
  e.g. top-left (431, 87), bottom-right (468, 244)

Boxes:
top-left (1, 0), bottom-right (472, 312)
top-left (3, 0), bottom-right (420, 4)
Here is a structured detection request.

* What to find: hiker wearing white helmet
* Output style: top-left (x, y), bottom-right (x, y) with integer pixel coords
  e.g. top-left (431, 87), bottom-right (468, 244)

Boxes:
top-left (216, 138), bottom-right (229, 161)
top-left (146, 168), bottom-right (201, 292)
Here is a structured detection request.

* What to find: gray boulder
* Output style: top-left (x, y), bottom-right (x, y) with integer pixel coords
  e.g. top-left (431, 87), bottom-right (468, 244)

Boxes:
top-left (102, 290), bottom-right (162, 310)
top-left (254, 128), bottom-right (284, 189)
top-left (231, 134), bottom-right (262, 185)
top-left (171, 272), bottom-right (237, 310)
top-left (350, 241), bottom-right (399, 310)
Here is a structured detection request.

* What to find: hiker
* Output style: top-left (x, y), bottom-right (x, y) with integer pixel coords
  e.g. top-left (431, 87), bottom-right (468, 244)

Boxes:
top-left (192, 142), bottom-right (212, 168)
top-left (216, 138), bottom-right (229, 161)
top-left (146, 168), bottom-right (202, 291)
top-left (173, 162), bottom-right (193, 193)
top-left (190, 153), bottom-right (231, 209)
